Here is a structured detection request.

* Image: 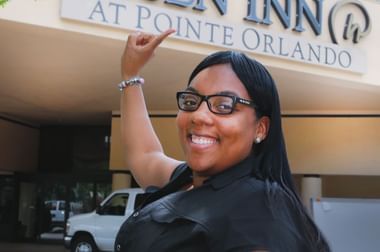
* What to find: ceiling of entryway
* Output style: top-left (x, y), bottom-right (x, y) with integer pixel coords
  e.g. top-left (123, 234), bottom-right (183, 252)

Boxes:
top-left (1, 19), bottom-right (379, 126)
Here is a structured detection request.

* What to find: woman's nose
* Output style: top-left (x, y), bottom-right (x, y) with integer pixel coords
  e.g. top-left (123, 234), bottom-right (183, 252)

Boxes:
top-left (190, 101), bottom-right (213, 126)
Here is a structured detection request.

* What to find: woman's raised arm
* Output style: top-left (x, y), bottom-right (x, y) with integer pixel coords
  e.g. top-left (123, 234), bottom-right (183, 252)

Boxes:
top-left (120, 29), bottom-right (181, 189)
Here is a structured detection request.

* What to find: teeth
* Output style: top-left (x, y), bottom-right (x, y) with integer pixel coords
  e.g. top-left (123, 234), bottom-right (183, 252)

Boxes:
top-left (191, 135), bottom-right (217, 145)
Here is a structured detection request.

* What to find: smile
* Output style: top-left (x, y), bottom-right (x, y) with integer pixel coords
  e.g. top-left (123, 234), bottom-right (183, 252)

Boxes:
top-left (190, 134), bottom-right (218, 145)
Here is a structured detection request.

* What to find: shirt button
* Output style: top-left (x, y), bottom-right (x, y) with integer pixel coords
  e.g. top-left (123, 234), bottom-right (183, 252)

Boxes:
top-left (116, 244), bottom-right (121, 251)
top-left (132, 211), bottom-right (139, 217)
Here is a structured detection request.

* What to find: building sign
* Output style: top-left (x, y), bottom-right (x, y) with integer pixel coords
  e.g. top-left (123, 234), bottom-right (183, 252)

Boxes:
top-left (60, 0), bottom-right (371, 73)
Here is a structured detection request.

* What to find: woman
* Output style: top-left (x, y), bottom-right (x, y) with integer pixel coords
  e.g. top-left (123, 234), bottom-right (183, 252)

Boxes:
top-left (114, 29), bottom-right (330, 252)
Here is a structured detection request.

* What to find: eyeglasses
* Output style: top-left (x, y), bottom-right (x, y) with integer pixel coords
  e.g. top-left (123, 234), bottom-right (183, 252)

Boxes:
top-left (176, 91), bottom-right (257, 115)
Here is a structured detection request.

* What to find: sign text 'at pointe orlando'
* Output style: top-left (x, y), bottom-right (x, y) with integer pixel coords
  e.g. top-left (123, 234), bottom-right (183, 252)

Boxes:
top-left (60, 0), bottom-right (373, 73)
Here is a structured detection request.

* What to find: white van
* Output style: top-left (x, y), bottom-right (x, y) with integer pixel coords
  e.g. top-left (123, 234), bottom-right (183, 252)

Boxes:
top-left (64, 188), bottom-right (145, 252)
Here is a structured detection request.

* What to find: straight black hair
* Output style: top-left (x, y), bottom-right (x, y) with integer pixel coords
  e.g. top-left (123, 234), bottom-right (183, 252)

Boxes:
top-left (188, 51), bottom-right (330, 252)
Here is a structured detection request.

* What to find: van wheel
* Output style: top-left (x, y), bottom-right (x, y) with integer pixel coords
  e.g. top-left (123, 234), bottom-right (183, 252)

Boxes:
top-left (71, 235), bottom-right (98, 252)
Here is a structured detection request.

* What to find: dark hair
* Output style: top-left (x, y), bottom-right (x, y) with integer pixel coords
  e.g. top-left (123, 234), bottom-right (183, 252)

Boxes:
top-left (188, 51), bottom-right (330, 251)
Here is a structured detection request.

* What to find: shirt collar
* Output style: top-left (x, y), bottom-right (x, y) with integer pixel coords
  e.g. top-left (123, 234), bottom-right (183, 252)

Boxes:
top-left (203, 155), bottom-right (256, 190)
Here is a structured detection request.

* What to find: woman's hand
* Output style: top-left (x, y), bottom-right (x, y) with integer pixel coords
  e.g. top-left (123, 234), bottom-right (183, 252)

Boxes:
top-left (121, 29), bottom-right (176, 79)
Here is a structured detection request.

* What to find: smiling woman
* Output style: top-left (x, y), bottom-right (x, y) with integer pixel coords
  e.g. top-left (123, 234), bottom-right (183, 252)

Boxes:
top-left (175, 64), bottom-right (260, 186)
top-left (114, 29), bottom-right (331, 252)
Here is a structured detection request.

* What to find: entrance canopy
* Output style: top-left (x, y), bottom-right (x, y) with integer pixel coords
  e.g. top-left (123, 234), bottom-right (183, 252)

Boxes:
top-left (0, 0), bottom-right (379, 125)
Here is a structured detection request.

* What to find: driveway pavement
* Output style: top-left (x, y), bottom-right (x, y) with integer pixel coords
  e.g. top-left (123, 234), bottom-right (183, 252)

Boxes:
top-left (0, 242), bottom-right (69, 252)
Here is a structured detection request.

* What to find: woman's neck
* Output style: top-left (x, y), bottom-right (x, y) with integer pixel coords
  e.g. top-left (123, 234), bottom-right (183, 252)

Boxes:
top-left (192, 172), bottom-right (209, 188)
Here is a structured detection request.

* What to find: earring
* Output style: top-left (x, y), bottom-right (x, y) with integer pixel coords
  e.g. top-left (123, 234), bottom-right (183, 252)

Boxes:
top-left (255, 137), bottom-right (262, 144)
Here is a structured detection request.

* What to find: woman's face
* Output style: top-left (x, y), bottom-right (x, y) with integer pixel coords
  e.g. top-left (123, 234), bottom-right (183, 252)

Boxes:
top-left (176, 64), bottom-right (260, 177)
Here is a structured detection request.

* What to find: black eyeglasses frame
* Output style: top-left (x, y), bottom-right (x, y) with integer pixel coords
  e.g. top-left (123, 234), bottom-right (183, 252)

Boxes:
top-left (176, 91), bottom-right (257, 115)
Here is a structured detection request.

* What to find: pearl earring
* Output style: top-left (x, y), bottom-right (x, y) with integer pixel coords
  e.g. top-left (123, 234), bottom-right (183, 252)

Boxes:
top-left (255, 137), bottom-right (262, 144)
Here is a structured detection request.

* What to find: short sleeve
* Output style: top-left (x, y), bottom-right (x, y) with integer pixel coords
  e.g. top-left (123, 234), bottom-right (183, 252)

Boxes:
top-left (169, 163), bottom-right (189, 182)
top-left (139, 163), bottom-right (191, 209)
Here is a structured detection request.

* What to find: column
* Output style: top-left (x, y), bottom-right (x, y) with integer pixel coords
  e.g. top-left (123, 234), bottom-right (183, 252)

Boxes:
top-left (301, 174), bottom-right (322, 212)
top-left (112, 173), bottom-right (132, 191)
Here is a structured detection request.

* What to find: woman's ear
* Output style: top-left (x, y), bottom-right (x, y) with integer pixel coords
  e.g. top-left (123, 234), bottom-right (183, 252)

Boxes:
top-left (255, 116), bottom-right (270, 143)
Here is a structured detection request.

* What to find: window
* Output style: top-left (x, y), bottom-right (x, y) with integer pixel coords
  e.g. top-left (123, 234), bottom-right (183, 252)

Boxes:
top-left (100, 194), bottom-right (129, 216)
top-left (59, 201), bottom-right (65, 211)
top-left (134, 193), bottom-right (149, 209)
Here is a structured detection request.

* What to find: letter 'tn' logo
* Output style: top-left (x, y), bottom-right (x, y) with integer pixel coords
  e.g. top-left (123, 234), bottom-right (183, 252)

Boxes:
top-left (329, 0), bottom-right (371, 44)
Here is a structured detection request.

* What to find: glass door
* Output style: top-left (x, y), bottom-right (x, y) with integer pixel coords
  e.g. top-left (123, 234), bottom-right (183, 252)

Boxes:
top-left (37, 182), bottom-right (67, 240)
top-left (68, 182), bottom-right (112, 217)
top-left (33, 179), bottom-right (112, 242)
top-left (0, 176), bottom-right (18, 241)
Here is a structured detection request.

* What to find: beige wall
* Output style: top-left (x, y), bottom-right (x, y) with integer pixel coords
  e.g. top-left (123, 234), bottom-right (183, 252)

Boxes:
top-left (109, 116), bottom-right (184, 171)
top-left (110, 116), bottom-right (380, 197)
top-left (111, 116), bottom-right (380, 176)
top-left (109, 116), bottom-right (184, 189)
top-left (283, 117), bottom-right (380, 175)
top-left (150, 117), bottom-right (185, 161)
top-left (112, 173), bottom-right (132, 191)
top-left (109, 117), bottom-right (124, 170)
top-left (0, 119), bottom-right (39, 173)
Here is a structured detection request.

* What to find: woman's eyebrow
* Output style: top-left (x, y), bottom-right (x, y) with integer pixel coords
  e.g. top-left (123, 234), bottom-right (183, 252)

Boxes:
top-left (185, 87), bottom-right (239, 97)
top-left (218, 90), bottom-right (239, 96)
top-left (185, 87), bottom-right (198, 92)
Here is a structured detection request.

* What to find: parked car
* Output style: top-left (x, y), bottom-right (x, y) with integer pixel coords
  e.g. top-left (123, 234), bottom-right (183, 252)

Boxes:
top-left (64, 188), bottom-right (145, 252)
top-left (45, 200), bottom-right (65, 223)
top-left (44, 200), bottom-right (82, 226)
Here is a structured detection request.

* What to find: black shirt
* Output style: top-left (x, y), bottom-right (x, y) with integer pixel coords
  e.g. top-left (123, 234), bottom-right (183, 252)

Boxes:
top-left (115, 156), bottom-right (311, 251)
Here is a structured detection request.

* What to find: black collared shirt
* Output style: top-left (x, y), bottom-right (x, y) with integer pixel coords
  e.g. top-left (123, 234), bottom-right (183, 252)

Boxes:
top-left (115, 156), bottom-right (311, 251)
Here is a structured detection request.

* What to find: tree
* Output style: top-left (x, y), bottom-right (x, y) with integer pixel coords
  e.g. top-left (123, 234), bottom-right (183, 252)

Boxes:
top-left (0, 0), bottom-right (9, 8)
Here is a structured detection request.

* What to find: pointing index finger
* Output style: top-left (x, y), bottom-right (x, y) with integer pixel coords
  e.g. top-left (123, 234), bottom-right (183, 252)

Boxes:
top-left (151, 29), bottom-right (176, 48)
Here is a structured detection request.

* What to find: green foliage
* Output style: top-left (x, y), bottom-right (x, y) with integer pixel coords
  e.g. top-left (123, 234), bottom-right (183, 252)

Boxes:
top-left (0, 0), bottom-right (9, 8)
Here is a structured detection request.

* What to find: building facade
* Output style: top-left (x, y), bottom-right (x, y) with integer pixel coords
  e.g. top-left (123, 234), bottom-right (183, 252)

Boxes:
top-left (0, 0), bottom-right (379, 242)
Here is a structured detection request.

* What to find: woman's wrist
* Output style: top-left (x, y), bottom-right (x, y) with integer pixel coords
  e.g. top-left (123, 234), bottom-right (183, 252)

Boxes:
top-left (122, 72), bottom-right (139, 80)
top-left (118, 76), bottom-right (145, 91)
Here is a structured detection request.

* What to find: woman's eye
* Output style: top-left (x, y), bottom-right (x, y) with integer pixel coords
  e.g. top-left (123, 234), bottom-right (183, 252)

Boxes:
top-left (216, 103), bottom-right (232, 111)
top-left (183, 99), bottom-right (197, 106)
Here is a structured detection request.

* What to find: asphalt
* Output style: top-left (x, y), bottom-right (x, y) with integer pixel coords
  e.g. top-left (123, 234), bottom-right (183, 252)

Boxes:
top-left (0, 242), bottom-right (69, 252)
